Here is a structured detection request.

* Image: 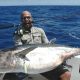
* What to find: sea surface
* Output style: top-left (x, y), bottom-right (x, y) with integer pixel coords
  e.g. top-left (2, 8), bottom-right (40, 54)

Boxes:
top-left (0, 6), bottom-right (80, 49)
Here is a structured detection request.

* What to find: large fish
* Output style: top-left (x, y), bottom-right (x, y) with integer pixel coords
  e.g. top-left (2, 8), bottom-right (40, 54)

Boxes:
top-left (0, 44), bottom-right (80, 74)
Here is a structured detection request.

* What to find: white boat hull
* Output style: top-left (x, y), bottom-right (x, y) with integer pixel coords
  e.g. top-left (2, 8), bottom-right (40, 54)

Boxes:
top-left (66, 56), bottom-right (80, 80)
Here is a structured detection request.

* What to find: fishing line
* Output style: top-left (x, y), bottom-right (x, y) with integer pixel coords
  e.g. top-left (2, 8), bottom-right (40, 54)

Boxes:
top-left (69, 27), bottom-right (80, 40)
top-left (69, 33), bottom-right (80, 40)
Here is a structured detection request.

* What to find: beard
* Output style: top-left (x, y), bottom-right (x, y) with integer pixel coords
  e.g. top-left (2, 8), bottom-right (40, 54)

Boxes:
top-left (22, 23), bottom-right (32, 32)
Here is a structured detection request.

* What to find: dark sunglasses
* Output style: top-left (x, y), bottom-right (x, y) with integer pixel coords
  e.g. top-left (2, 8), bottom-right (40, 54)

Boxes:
top-left (22, 16), bottom-right (31, 19)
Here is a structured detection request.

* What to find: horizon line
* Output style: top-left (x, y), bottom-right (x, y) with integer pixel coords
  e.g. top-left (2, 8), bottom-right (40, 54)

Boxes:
top-left (0, 4), bottom-right (80, 6)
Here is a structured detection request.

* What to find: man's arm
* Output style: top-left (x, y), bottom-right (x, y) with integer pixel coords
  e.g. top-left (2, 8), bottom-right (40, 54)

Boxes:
top-left (39, 28), bottom-right (49, 43)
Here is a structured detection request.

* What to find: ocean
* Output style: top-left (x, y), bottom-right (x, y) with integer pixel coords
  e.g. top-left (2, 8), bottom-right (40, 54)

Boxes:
top-left (0, 6), bottom-right (80, 49)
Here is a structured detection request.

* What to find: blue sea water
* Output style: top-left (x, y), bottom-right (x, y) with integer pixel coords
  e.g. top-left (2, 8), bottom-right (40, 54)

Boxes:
top-left (0, 5), bottom-right (80, 49)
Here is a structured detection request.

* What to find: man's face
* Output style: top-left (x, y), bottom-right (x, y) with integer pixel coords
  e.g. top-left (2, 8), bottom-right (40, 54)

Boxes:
top-left (21, 12), bottom-right (33, 26)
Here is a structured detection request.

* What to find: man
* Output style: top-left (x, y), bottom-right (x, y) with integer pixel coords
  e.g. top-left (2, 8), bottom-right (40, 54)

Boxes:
top-left (3, 11), bottom-right (71, 80)
top-left (15, 11), bottom-right (49, 45)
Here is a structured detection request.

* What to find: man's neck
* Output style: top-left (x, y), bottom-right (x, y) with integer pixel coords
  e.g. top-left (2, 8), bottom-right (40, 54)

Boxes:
top-left (22, 24), bottom-right (32, 32)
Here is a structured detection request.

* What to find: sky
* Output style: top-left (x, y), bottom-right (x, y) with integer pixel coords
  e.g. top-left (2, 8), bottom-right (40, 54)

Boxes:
top-left (0, 0), bottom-right (80, 6)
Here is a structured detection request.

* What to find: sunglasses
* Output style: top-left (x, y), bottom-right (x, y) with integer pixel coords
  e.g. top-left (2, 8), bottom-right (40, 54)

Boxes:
top-left (22, 16), bottom-right (31, 19)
